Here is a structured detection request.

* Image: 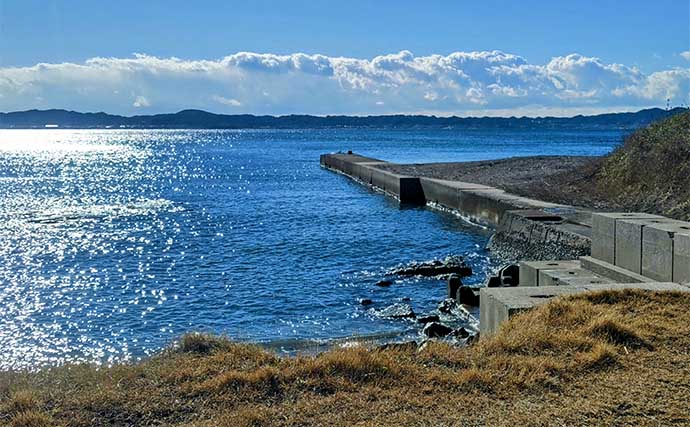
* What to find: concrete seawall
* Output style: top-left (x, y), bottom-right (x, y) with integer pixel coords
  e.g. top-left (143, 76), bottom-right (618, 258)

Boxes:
top-left (320, 153), bottom-right (425, 204)
top-left (321, 152), bottom-right (690, 338)
top-left (321, 152), bottom-right (592, 260)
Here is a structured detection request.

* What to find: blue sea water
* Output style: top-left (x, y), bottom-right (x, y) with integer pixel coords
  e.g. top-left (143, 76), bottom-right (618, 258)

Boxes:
top-left (0, 128), bottom-right (625, 369)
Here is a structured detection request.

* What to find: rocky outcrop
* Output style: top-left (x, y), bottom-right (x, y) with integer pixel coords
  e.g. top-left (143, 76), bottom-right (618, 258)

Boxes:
top-left (388, 255), bottom-right (472, 278)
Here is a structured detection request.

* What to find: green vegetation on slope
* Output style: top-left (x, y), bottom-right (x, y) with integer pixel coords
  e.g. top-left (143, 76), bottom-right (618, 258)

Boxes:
top-left (597, 110), bottom-right (690, 219)
top-left (2, 289), bottom-right (690, 426)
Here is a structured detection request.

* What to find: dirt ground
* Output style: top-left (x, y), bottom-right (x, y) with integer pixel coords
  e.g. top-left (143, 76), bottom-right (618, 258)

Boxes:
top-left (380, 156), bottom-right (617, 211)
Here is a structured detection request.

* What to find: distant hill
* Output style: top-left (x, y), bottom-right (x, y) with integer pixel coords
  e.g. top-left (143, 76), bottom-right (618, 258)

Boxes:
top-left (0, 107), bottom-right (686, 130)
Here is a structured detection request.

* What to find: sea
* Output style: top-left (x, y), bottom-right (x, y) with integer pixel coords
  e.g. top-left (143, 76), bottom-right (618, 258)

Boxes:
top-left (0, 127), bottom-right (625, 370)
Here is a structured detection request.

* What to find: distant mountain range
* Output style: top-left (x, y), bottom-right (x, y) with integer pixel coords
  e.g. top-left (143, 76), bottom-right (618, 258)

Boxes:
top-left (0, 107), bottom-right (686, 130)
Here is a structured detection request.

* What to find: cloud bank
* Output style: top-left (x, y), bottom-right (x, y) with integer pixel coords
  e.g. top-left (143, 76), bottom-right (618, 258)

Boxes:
top-left (0, 50), bottom-right (688, 116)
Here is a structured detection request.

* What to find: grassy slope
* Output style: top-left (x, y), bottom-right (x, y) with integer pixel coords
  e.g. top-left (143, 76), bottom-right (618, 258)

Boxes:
top-left (2, 289), bottom-right (690, 426)
top-left (596, 110), bottom-right (690, 219)
top-left (494, 110), bottom-right (690, 220)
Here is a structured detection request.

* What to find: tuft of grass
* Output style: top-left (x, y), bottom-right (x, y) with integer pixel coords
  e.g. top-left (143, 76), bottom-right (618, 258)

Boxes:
top-left (8, 410), bottom-right (55, 427)
top-left (174, 332), bottom-right (235, 355)
top-left (1, 289), bottom-right (689, 426)
top-left (586, 317), bottom-right (651, 349)
top-left (0, 390), bottom-right (56, 427)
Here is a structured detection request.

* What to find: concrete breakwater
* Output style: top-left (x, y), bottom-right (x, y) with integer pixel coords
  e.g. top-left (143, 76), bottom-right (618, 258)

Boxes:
top-left (320, 152), bottom-right (592, 260)
top-left (321, 152), bottom-right (690, 336)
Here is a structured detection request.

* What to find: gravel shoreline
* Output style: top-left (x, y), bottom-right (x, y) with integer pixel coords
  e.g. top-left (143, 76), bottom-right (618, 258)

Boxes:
top-left (379, 155), bottom-right (614, 210)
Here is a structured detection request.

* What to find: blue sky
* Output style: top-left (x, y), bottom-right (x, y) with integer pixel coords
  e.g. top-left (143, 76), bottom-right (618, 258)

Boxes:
top-left (0, 0), bottom-right (688, 116)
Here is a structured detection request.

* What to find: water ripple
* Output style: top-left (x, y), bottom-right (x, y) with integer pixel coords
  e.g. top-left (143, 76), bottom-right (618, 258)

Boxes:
top-left (0, 128), bottom-right (622, 370)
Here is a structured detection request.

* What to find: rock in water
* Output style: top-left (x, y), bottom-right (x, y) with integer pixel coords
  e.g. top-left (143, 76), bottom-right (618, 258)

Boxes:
top-left (388, 255), bottom-right (472, 277)
top-left (374, 303), bottom-right (416, 319)
top-left (375, 279), bottom-right (393, 287)
top-left (417, 314), bottom-right (440, 324)
top-left (359, 298), bottom-right (373, 306)
top-left (436, 298), bottom-right (473, 323)
top-left (437, 298), bottom-right (457, 314)
top-left (423, 322), bottom-right (454, 338)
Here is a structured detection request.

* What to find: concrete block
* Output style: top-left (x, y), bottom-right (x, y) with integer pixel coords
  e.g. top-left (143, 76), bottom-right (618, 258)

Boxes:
top-left (457, 188), bottom-right (524, 226)
top-left (519, 260), bottom-right (581, 286)
top-left (615, 218), bottom-right (679, 273)
top-left (674, 233), bottom-right (690, 284)
top-left (398, 177), bottom-right (425, 204)
top-left (642, 222), bottom-right (690, 281)
top-left (419, 178), bottom-right (460, 209)
top-left (591, 212), bottom-right (664, 264)
top-left (539, 268), bottom-right (608, 286)
top-left (480, 282), bottom-right (688, 335)
top-left (579, 256), bottom-right (655, 283)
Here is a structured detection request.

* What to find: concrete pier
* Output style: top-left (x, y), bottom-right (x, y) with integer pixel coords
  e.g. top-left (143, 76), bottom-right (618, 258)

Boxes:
top-left (320, 152), bottom-right (690, 337)
top-left (320, 153), bottom-right (426, 204)
top-left (320, 152), bottom-right (571, 227)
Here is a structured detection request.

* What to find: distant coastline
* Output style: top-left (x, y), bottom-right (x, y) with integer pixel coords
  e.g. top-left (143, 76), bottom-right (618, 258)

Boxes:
top-left (0, 107), bottom-right (686, 130)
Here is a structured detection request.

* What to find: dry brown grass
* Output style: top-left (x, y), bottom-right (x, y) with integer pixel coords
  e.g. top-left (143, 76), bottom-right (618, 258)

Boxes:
top-left (2, 289), bottom-right (690, 426)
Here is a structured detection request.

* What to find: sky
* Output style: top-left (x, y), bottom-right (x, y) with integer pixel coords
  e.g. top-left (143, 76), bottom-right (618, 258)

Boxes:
top-left (0, 0), bottom-right (688, 116)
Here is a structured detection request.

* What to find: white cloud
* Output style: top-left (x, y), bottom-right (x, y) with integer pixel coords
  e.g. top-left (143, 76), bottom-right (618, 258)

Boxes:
top-left (681, 51), bottom-right (690, 60)
top-left (132, 95), bottom-right (150, 108)
top-left (0, 50), bottom-right (687, 116)
top-left (212, 95), bottom-right (242, 106)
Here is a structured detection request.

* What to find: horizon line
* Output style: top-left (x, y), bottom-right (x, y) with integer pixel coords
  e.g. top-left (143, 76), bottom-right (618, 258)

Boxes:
top-left (3, 105), bottom-right (687, 121)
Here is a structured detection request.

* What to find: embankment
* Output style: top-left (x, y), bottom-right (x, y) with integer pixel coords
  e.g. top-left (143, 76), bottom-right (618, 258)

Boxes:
top-left (4, 289), bottom-right (690, 426)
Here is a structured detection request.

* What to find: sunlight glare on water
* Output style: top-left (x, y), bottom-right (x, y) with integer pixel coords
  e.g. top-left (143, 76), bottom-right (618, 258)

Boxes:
top-left (0, 128), bottom-right (623, 370)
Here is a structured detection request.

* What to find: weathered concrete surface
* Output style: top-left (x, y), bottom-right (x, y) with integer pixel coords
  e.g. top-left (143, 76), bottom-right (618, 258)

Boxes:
top-left (539, 268), bottom-right (608, 286)
top-left (675, 233), bottom-right (690, 284)
top-left (519, 260), bottom-right (581, 286)
top-left (579, 256), bottom-right (655, 283)
top-left (487, 209), bottom-right (591, 261)
top-left (420, 178), bottom-right (492, 211)
top-left (479, 282), bottom-right (690, 335)
top-left (641, 222), bottom-right (690, 281)
top-left (615, 218), bottom-right (680, 273)
top-left (591, 212), bottom-right (664, 264)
